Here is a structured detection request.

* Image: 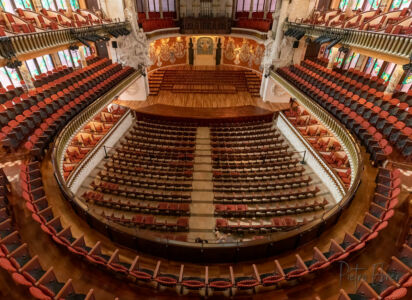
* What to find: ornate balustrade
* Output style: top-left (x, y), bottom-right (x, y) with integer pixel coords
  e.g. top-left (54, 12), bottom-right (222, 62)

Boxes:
top-left (284, 22), bottom-right (412, 61)
top-left (0, 22), bottom-right (130, 60)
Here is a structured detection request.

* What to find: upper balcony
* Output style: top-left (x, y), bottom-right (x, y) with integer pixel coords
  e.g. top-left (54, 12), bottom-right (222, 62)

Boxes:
top-left (285, 14), bottom-right (412, 61)
top-left (0, 8), bottom-right (129, 61)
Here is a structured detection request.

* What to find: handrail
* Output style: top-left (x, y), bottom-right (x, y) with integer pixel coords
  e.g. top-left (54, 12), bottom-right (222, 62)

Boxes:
top-left (270, 70), bottom-right (363, 207)
top-left (52, 70), bottom-right (141, 200)
top-left (284, 21), bottom-right (412, 60)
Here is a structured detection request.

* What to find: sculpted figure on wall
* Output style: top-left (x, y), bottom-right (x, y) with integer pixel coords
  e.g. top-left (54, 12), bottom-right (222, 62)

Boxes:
top-left (116, 1), bottom-right (152, 70)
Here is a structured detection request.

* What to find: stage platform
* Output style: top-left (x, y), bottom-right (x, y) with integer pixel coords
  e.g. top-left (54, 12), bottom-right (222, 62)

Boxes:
top-left (133, 104), bottom-right (274, 122)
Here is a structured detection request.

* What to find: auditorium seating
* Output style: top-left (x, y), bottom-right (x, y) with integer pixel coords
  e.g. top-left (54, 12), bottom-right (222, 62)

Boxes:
top-left (234, 11), bottom-right (273, 32)
top-left (285, 105), bottom-right (351, 186)
top-left (148, 69), bottom-right (261, 97)
top-left (63, 105), bottom-right (127, 179)
top-left (0, 167), bottom-right (104, 299)
top-left (78, 116), bottom-right (195, 232)
top-left (210, 119), bottom-right (328, 233)
top-left (277, 58), bottom-right (412, 164)
top-left (0, 57), bottom-right (135, 157)
top-left (301, 8), bottom-right (412, 34)
top-left (339, 217), bottom-right (411, 300)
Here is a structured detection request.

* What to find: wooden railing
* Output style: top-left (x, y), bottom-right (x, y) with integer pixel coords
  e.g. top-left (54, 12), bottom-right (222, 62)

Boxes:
top-left (0, 22), bottom-right (129, 59)
top-left (284, 22), bottom-right (412, 60)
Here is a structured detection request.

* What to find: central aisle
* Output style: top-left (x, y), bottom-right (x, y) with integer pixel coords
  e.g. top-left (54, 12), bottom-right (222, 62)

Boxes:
top-left (188, 127), bottom-right (216, 242)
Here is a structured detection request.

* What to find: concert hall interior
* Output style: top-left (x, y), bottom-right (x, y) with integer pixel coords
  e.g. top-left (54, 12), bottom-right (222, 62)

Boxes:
top-left (0, 0), bottom-right (411, 299)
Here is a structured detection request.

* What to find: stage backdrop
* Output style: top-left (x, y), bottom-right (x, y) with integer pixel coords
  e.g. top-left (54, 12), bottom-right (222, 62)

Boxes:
top-left (148, 36), bottom-right (265, 73)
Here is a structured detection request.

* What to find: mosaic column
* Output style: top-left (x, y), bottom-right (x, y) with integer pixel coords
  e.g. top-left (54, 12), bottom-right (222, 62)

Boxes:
top-left (19, 64), bottom-right (34, 90)
top-left (385, 64), bottom-right (404, 95)
top-left (327, 47), bottom-right (339, 69)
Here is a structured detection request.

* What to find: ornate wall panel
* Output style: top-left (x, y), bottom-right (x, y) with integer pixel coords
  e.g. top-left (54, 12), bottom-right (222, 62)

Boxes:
top-left (148, 35), bottom-right (265, 72)
top-left (148, 37), bottom-right (188, 71)
top-left (222, 37), bottom-right (264, 72)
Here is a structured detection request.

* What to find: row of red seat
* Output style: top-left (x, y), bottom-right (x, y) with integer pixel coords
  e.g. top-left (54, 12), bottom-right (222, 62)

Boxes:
top-left (235, 18), bottom-right (272, 32)
top-left (214, 198), bottom-right (328, 218)
top-left (277, 59), bottom-right (412, 163)
top-left (19, 152), bottom-right (404, 296)
top-left (1, 58), bottom-right (113, 150)
top-left (1, 58), bottom-right (134, 158)
top-left (103, 213), bottom-right (189, 232)
top-left (338, 173), bottom-right (410, 300)
top-left (63, 105), bottom-right (127, 179)
top-left (0, 167), bottom-right (105, 300)
top-left (83, 190), bottom-right (190, 216)
top-left (285, 106), bottom-right (351, 185)
top-left (141, 18), bottom-right (175, 32)
top-left (302, 8), bottom-right (412, 34)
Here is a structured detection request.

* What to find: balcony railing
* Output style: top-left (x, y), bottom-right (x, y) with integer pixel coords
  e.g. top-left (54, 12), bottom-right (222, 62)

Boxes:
top-left (0, 22), bottom-right (129, 59)
top-left (284, 22), bottom-right (412, 60)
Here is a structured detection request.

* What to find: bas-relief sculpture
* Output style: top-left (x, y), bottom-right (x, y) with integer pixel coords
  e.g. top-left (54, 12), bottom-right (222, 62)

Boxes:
top-left (116, 1), bottom-right (152, 70)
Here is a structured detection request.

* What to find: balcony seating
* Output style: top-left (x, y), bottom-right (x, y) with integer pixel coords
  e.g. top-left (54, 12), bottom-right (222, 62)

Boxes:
top-left (63, 105), bottom-right (126, 179)
top-left (15, 150), bottom-right (403, 296)
top-left (0, 168), bottom-right (100, 299)
top-left (339, 215), bottom-right (411, 300)
top-left (277, 58), bottom-right (412, 163)
top-left (234, 11), bottom-right (273, 32)
top-left (142, 18), bottom-right (175, 32)
top-left (0, 57), bottom-right (135, 156)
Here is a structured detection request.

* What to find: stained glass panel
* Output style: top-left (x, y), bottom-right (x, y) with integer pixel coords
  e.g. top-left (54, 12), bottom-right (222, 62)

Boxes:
top-left (70, 0), bottom-right (79, 10)
top-left (0, 67), bottom-right (12, 88)
top-left (44, 55), bottom-right (54, 71)
top-left (36, 57), bottom-right (48, 74)
top-left (381, 63), bottom-right (395, 82)
top-left (6, 67), bottom-right (21, 87)
top-left (63, 50), bottom-right (73, 67)
top-left (401, 71), bottom-right (412, 92)
top-left (58, 51), bottom-right (68, 66)
top-left (26, 59), bottom-right (39, 78)
top-left (0, 0), bottom-right (14, 12)
top-left (339, 0), bottom-right (349, 10)
top-left (41, 0), bottom-right (56, 10)
top-left (70, 50), bottom-right (80, 67)
top-left (371, 59), bottom-right (383, 77)
top-left (56, 0), bottom-right (67, 10)
top-left (15, 0), bottom-right (33, 9)
top-left (349, 53), bottom-right (360, 69)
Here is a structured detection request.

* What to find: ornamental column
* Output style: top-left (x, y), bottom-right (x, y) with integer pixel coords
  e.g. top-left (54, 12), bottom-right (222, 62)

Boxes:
top-left (144, 0), bottom-right (149, 19)
top-left (19, 64), bottom-right (34, 90)
top-left (65, 0), bottom-right (73, 16)
top-left (263, 0), bottom-right (270, 19)
top-left (31, 0), bottom-right (42, 13)
top-left (327, 47), bottom-right (339, 69)
top-left (248, 0), bottom-right (254, 19)
top-left (159, 0), bottom-right (163, 18)
top-left (384, 64), bottom-right (404, 95)
top-left (273, 0), bottom-right (289, 60)
top-left (232, 0), bottom-right (238, 19)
